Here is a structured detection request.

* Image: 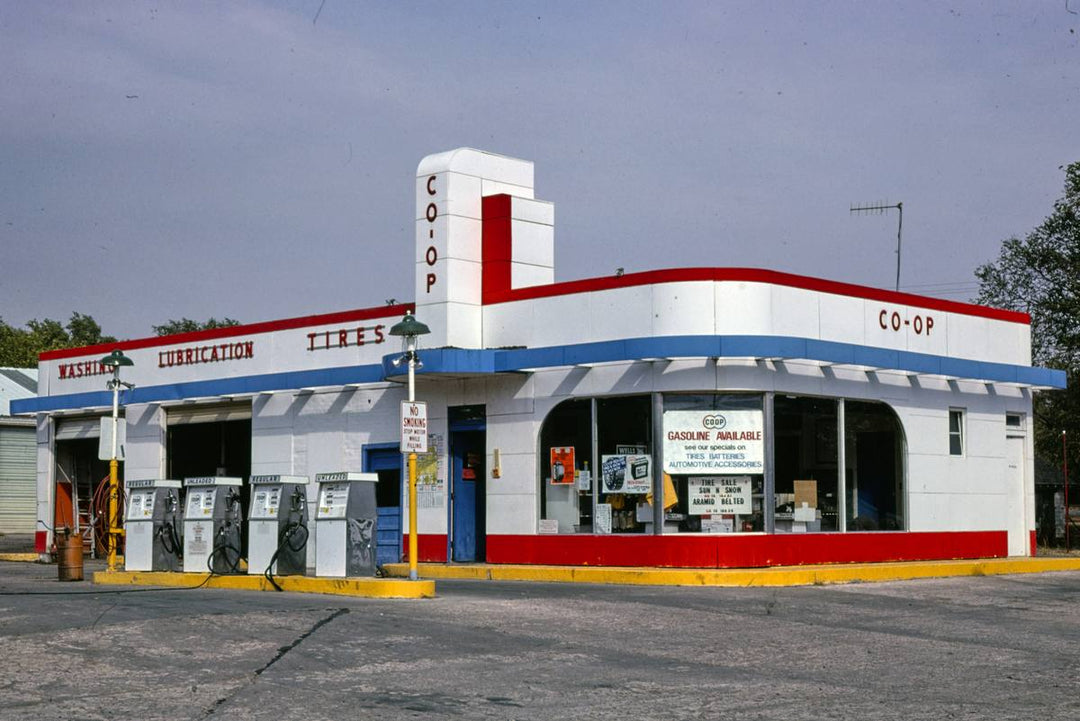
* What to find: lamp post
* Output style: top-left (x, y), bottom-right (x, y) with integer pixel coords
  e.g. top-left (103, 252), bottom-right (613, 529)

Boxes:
top-left (389, 312), bottom-right (430, 581)
top-left (100, 349), bottom-right (134, 572)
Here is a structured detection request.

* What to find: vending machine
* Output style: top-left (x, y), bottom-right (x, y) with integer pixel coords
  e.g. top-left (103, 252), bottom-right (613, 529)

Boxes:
top-left (248, 475), bottom-right (309, 577)
top-left (124, 479), bottom-right (183, 572)
top-left (313, 472), bottom-right (378, 577)
top-left (182, 476), bottom-right (244, 574)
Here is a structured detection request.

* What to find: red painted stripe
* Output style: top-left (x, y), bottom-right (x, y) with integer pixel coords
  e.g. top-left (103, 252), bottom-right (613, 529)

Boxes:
top-left (484, 268), bottom-right (1027, 324)
top-left (481, 195), bottom-right (513, 298)
top-left (472, 203), bottom-right (1027, 325)
top-left (402, 534), bottom-right (449, 563)
top-left (40, 303), bottom-right (415, 361)
top-left (35, 530), bottom-right (47, 554)
top-left (1030, 529), bottom-right (1037, 557)
top-left (484, 530), bottom-right (1007, 568)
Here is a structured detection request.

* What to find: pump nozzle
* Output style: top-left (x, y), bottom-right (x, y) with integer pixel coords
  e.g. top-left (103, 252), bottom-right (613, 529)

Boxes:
top-left (291, 486), bottom-right (306, 514)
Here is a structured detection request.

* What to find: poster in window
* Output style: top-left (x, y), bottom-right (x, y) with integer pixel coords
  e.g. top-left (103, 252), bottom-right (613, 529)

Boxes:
top-left (601, 454), bottom-right (652, 494)
top-left (416, 433), bottom-right (445, 508)
top-left (700, 517), bottom-right (735, 533)
top-left (549, 446), bottom-right (575, 485)
top-left (688, 476), bottom-right (752, 515)
top-left (538, 519), bottom-right (559, 534)
top-left (416, 433), bottom-right (443, 485)
top-left (595, 503), bottom-right (612, 534)
top-left (576, 467), bottom-right (592, 491)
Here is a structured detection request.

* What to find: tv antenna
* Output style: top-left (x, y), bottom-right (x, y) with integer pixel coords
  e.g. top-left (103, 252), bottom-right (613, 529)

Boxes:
top-left (850, 201), bottom-right (903, 291)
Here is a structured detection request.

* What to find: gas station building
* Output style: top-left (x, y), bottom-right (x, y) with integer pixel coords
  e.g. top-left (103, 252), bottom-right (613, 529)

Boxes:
top-left (12, 148), bottom-right (1066, 569)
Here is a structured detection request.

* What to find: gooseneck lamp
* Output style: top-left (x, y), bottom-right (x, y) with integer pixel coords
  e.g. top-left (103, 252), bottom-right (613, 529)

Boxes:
top-left (100, 350), bottom-right (134, 572)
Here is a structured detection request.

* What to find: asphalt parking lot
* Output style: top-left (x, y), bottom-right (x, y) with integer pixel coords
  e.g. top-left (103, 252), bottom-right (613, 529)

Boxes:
top-left (1, 560), bottom-right (1077, 720)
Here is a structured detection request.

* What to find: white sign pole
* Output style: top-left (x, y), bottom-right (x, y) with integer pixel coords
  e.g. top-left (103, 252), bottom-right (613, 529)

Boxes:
top-left (406, 335), bottom-right (421, 580)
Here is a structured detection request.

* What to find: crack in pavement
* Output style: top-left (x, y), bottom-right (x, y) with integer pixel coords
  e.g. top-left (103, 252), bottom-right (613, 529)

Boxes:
top-left (203, 607), bottom-right (350, 717)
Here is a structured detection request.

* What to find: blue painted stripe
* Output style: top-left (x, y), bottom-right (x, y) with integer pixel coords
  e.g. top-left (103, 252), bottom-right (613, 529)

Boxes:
top-left (488, 335), bottom-right (1065, 389)
top-left (381, 347), bottom-right (497, 378)
top-left (13, 335), bottom-right (1065, 414)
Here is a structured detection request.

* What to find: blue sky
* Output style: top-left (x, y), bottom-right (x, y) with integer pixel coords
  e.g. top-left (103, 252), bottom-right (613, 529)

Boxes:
top-left (2, 1), bottom-right (1077, 338)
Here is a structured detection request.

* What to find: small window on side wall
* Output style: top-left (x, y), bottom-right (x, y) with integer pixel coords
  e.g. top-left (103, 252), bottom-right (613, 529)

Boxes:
top-left (948, 409), bottom-right (964, 456)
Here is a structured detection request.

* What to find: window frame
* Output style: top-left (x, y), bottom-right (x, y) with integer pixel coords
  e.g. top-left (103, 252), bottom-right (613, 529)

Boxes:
top-left (948, 408), bottom-right (965, 456)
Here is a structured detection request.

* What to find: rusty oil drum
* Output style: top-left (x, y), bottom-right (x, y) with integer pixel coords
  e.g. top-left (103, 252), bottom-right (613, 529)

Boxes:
top-left (56, 530), bottom-right (84, 582)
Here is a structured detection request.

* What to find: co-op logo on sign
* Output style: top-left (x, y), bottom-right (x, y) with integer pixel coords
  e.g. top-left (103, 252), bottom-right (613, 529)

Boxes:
top-left (702, 414), bottom-right (727, 430)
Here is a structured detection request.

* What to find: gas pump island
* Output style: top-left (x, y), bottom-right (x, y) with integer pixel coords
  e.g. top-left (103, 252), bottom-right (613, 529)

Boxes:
top-left (314, 472), bottom-right (378, 577)
top-left (248, 475), bottom-right (309, 577)
top-left (124, 479), bottom-right (183, 572)
top-left (183, 476), bottom-right (244, 574)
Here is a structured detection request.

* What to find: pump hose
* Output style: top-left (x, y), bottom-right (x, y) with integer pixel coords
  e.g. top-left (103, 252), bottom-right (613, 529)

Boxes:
top-left (264, 522), bottom-right (308, 592)
top-left (208, 543), bottom-right (242, 574)
top-left (158, 521), bottom-right (182, 558)
top-left (169, 522), bottom-right (182, 557)
top-left (285, 522), bottom-right (309, 553)
top-left (207, 527), bottom-right (242, 574)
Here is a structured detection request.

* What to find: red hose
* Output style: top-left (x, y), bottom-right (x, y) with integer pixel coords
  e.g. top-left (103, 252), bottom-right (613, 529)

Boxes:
top-left (91, 474), bottom-right (126, 555)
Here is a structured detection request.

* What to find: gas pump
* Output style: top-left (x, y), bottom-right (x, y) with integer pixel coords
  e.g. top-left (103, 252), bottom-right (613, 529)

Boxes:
top-left (313, 472), bottom-right (378, 577)
top-left (248, 475), bottom-right (309, 578)
top-left (123, 479), bottom-right (183, 572)
top-left (182, 476), bottom-right (244, 574)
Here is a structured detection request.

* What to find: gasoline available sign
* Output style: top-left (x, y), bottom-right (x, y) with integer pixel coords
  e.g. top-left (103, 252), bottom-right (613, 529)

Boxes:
top-left (400, 401), bottom-right (428, 454)
top-left (662, 410), bottom-right (764, 474)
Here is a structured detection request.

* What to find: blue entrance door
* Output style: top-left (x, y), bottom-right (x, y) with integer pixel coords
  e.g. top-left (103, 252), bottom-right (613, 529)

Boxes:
top-left (364, 444), bottom-right (403, 567)
top-left (451, 428), bottom-right (486, 562)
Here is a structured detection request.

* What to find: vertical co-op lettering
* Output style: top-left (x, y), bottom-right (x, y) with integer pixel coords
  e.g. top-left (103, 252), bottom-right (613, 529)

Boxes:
top-left (425, 175), bottom-right (437, 293)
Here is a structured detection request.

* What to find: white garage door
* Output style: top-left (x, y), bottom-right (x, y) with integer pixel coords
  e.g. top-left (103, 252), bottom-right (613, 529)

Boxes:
top-left (0, 425), bottom-right (36, 534)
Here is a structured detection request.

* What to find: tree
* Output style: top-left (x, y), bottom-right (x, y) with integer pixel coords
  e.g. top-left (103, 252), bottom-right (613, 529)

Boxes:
top-left (0, 313), bottom-right (117, 368)
top-left (0, 320), bottom-right (33, 368)
top-left (976, 162), bottom-right (1080, 370)
top-left (975, 161), bottom-right (1080, 517)
top-left (152, 317), bottom-right (241, 336)
top-left (66, 312), bottom-right (113, 348)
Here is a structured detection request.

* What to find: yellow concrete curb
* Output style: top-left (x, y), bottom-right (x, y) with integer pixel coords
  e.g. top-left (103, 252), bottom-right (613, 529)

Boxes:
top-left (0, 552), bottom-right (40, 563)
top-left (92, 570), bottom-right (435, 598)
top-left (382, 557), bottom-right (1080, 588)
